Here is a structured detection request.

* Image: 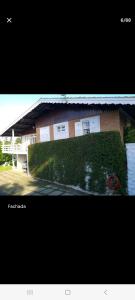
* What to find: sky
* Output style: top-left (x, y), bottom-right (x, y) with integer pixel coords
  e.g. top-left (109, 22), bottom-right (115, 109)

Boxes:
top-left (0, 94), bottom-right (46, 134)
top-left (0, 94), bottom-right (135, 135)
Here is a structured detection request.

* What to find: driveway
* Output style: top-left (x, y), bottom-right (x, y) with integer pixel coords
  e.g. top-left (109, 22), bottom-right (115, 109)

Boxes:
top-left (0, 170), bottom-right (88, 196)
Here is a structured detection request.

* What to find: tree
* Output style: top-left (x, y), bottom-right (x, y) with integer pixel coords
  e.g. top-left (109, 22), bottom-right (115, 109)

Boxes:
top-left (124, 125), bottom-right (135, 143)
top-left (4, 141), bottom-right (11, 145)
top-left (0, 141), bottom-right (12, 164)
top-left (0, 142), bottom-right (3, 163)
top-left (15, 137), bottom-right (22, 144)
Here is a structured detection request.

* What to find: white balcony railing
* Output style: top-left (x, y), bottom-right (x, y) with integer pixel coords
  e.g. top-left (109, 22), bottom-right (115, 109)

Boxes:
top-left (1, 143), bottom-right (28, 155)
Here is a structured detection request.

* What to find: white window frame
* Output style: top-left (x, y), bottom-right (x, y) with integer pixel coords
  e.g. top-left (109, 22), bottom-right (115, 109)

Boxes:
top-left (53, 121), bottom-right (69, 140)
top-left (75, 115), bottom-right (100, 137)
top-left (82, 119), bottom-right (91, 134)
top-left (80, 115), bottom-right (100, 134)
top-left (40, 126), bottom-right (50, 142)
top-left (75, 121), bottom-right (83, 136)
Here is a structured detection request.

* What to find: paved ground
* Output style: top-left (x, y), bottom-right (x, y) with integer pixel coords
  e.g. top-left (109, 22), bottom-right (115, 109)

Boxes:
top-left (0, 170), bottom-right (88, 196)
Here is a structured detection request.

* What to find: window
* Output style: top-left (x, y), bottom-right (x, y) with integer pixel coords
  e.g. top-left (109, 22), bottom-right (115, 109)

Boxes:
top-left (40, 126), bottom-right (50, 142)
top-left (53, 122), bottom-right (69, 140)
top-left (82, 120), bottom-right (90, 135)
top-left (57, 125), bottom-right (66, 132)
top-left (75, 116), bottom-right (100, 137)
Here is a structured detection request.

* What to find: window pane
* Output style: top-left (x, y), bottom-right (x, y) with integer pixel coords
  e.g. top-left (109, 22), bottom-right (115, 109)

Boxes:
top-left (57, 126), bottom-right (61, 132)
top-left (82, 120), bottom-right (90, 134)
top-left (57, 125), bottom-right (65, 132)
top-left (82, 121), bottom-right (89, 128)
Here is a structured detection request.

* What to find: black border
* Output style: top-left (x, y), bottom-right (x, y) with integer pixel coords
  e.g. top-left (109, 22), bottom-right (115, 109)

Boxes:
top-left (1, 193), bottom-right (135, 283)
top-left (0, 195), bottom-right (135, 209)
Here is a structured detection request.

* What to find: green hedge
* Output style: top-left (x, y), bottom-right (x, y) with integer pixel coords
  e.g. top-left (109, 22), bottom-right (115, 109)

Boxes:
top-left (29, 131), bottom-right (127, 194)
top-left (124, 126), bottom-right (135, 143)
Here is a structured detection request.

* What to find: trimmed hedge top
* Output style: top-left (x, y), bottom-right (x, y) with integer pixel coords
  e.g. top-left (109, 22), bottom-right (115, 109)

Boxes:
top-left (29, 131), bottom-right (127, 194)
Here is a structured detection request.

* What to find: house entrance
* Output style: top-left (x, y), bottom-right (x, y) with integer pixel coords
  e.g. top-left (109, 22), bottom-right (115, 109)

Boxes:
top-left (126, 143), bottom-right (135, 195)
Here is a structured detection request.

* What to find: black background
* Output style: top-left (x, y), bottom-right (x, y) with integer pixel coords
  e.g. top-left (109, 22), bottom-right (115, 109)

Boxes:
top-left (0, 6), bottom-right (135, 93)
top-left (0, 5), bottom-right (135, 284)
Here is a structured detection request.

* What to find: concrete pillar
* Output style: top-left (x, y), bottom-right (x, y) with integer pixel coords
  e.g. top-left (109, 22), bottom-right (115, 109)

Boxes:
top-left (12, 129), bottom-right (14, 144)
top-left (12, 129), bottom-right (15, 169)
top-left (17, 154), bottom-right (18, 169)
top-left (17, 154), bottom-right (27, 172)
top-left (2, 139), bottom-right (4, 153)
top-left (27, 151), bottom-right (29, 176)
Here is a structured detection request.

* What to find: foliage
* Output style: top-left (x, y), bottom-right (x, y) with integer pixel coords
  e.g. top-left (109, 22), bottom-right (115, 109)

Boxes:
top-left (3, 154), bottom-right (12, 163)
top-left (4, 141), bottom-right (11, 144)
top-left (0, 141), bottom-right (12, 164)
top-left (15, 137), bottom-right (22, 144)
top-left (29, 131), bottom-right (127, 195)
top-left (124, 125), bottom-right (135, 143)
top-left (0, 165), bottom-right (12, 172)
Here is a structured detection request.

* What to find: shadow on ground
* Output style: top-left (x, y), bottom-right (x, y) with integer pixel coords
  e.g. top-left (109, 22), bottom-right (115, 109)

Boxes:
top-left (0, 183), bottom-right (25, 195)
top-left (0, 171), bottom-right (89, 196)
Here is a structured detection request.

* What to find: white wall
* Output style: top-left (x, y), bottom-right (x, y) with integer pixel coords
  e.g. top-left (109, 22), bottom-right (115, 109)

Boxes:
top-left (126, 143), bottom-right (135, 195)
top-left (17, 154), bottom-right (27, 171)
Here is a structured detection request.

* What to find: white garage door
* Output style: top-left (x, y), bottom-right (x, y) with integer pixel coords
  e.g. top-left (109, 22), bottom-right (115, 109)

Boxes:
top-left (126, 143), bottom-right (135, 195)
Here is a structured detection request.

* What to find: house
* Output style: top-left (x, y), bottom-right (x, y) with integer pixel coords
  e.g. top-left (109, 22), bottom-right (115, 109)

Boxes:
top-left (0, 95), bottom-right (135, 194)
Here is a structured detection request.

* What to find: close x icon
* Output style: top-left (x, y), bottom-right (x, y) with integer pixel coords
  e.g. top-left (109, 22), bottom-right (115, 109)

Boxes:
top-left (0, 16), bottom-right (15, 24)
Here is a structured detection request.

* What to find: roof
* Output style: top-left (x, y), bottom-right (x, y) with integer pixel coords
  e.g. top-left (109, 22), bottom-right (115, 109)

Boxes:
top-left (39, 96), bottom-right (135, 105)
top-left (1, 96), bottom-right (135, 136)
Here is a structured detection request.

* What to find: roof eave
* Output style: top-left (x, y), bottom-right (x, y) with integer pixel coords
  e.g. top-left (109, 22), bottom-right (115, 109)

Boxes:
top-left (1, 97), bottom-right (135, 136)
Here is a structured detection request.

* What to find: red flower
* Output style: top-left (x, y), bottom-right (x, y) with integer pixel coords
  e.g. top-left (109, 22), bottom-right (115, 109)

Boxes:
top-left (106, 175), bottom-right (121, 190)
